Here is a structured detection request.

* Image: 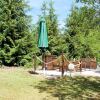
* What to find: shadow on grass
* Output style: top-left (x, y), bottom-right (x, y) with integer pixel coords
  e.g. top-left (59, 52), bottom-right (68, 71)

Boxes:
top-left (28, 71), bottom-right (39, 75)
top-left (95, 71), bottom-right (100, 73)
top-left (36, 76), bottom-right (100, 100)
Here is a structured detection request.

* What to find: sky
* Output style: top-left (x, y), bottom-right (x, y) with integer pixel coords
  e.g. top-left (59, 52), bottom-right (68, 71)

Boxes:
top-left (27, 0), bottom-right (74, 28)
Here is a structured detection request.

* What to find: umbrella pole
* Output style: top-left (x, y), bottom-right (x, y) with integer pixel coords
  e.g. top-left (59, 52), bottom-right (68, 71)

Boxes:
top-left (61, 52), bottom-right (64, 77)
top-left (41, 48), bottom-right (46, 70)
top-left (42, 50), bottom-right (46, 76)
top-left (42, 52), bottom-right (45, 69)
top-left (34, 54), bottom-right (37, 72)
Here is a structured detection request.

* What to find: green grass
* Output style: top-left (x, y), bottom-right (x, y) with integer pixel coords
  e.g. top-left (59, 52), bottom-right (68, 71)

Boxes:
top-left (0, 68), bottom-right (57, 100)
top-left (37, 76), bottom-right (100, 100)
top-left (0, 68), bottom-right (100, 100)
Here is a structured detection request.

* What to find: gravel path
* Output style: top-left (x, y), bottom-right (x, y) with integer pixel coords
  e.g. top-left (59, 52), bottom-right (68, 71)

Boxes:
top-left (36, 66), bottom-right (100, 77)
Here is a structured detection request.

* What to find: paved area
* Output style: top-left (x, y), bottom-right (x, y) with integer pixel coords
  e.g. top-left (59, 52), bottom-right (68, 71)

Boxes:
top-left (36, 66), bottom-right (100, 77)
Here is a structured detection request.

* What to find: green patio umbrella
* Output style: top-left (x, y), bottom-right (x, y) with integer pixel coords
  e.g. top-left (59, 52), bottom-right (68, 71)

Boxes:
top-left (38, 17), bottom-right (48, 69)
top-left (38, 17), bottom-right (48, 49)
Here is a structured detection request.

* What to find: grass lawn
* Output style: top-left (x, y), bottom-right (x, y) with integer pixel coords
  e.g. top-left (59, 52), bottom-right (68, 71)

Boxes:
top-left (0, 67), bottom-right (57, 100)
top-left (37, 75), bottom-right (100, 100)
top-left (0, 67), bottom-right (100, 100)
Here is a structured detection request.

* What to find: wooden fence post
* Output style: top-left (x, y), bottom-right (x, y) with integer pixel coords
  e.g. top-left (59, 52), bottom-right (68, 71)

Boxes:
top-left (34, 54), bottom-right (37, 72)
top-left (61, 52), bottom-right (64, 77)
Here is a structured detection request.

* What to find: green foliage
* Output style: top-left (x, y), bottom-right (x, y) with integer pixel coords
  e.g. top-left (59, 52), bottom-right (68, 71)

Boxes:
top-left (86, 30), bottom-right (100, 61)
top-left (76, 0), bottom-right (100, 5)
top-left (64, 1), bottom-right (100, 61)
top-left (0, 0), bottom-right (99, 67)
top-left (0, 0), bottom-right (37, 66)
top-left (40, 0), bottom-right (67, 55)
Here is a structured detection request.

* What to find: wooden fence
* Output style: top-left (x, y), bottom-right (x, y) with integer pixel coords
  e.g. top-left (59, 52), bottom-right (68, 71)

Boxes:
top-left (45, 55), bottom-right (97, 71)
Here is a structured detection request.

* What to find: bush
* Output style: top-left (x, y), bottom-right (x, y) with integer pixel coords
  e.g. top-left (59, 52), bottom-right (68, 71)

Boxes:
top-left (24, 62), bottom-right (33, 68)
top-left (19, 59), bottom-right (28, 66)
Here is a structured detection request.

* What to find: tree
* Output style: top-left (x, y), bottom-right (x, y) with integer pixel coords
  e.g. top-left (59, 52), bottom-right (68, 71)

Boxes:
top-left (76, 0), bottom-right (100, 60)
top-left (76, 0), bottom-right (100, 4)
top-left (64, 0), bottom-right (100, 60)
top-left (46, 0), bottom-right (67, 55)
top-left (41, 1), bottom-right (47, 17)
top-left (64, 7), bottom-right (82, 59)
top-left (0, 0), bottom-right (36, 66)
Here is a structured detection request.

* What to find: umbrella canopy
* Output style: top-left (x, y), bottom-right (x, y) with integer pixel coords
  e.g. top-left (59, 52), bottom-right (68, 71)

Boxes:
top-left (38, 17), bottom-right (48, 48)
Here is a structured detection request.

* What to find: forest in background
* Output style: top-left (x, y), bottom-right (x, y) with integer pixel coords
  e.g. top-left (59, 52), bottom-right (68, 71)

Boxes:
top-left (0, 0), bottom-right (100, 67)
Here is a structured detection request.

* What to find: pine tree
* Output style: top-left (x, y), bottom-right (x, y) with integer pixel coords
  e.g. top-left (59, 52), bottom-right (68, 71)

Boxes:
top-left (64, 0), bottom-right (100, 60)
top-left (64, 7), bottom-right (82, 59)
top-left (0, 0), bottom-right (35, 66)
top-left (76, 0), bottom-right (100, 61)
top-left (46, 0), bottom-right (66, 55)
top-left (41, 1), bottom-right (47, 17)
top-left (40, 0), bottom-right (58, 55)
